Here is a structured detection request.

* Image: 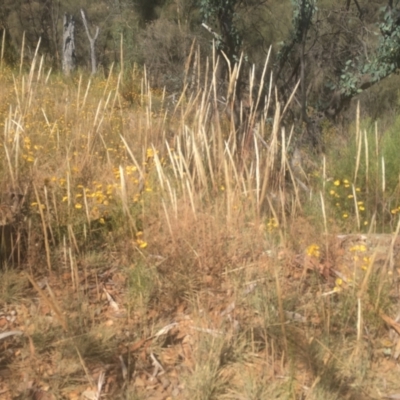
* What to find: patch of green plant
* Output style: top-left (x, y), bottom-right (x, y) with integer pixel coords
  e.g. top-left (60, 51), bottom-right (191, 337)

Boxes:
top-left (31, 325), bottom-right (62, 354)
top-left (367, 272), bottom-right (393, 314)
top-left (61, 328), bottom-right (116, 363)
top-left (0, 268), bottom-right (27, 305)
top-left (181, 334), bottom-right (229, 400)
top-left (324, 118), bottom-right (400, 231)
top-left (126, 260), bottom-right (156, 310)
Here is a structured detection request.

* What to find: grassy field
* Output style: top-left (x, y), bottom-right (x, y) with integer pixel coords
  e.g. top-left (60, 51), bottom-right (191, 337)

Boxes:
top-left (1, 50), bottom-right (400, 400)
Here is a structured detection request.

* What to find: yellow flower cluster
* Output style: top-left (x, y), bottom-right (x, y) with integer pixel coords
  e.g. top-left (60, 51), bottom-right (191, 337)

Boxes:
top-left (349, 244), bottom-right (370, 270)
top-left (135, 231), bottom-right (147, 249)
top-left (266, 217), bottom-right (279, 232)
top-left (391, 206), bottom-right (400, 215)
top-left (328, 178), bottom-right (367, 224)
top-left (306, 244), bottom-right (320, 258)
top-left (349, 244), bottom-right (367, 253)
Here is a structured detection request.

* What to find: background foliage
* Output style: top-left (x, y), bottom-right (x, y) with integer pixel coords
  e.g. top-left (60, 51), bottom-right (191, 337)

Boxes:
top-left (2, 0), bottom-right (400, 139)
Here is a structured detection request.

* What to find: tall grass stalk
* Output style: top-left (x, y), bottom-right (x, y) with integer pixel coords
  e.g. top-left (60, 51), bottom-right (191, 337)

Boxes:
top-left (352, 184), bottom-right (360, 231)
top-left (320, 191), bottom-right (328, 236)
top-left (381, 156), bottom-right (385, 194)
top-left (0, 29), bottom-right (5, 71)
top-left (183, 39), bottom-right (196, 90)
top-left (224, 142), bottom-right (240, 193)
top-left (12, 76), bottom-right (21, 112)
top-left (254, 133), bottom-right (261, 213)
top-left (103, 62), bottom-right (114, 97)
top-left (19, 31), bottom-right (25, 76)
top-left (68, 224), bottom-right (79, 254)
top-left (223, 158), bottom-right (232, 223)
top-left (165, 141), bottom-right (179, 180)
top-left (120, 135), bottom-right (144, 182)
top-left (81, 79), bottom-right (92, 111)
top-left (13, 117), bottom-right (22, 181)
top-left (364, 129), bottom-right (369, 192)
top-left (66, 168), bottom-right (71, 211)
top-left (177, 140), bottom-right (194, 189)
top-left (27, 38), bottom-right (41, 95)
top-left (153, 148), bottom-right (167, 191)
top-left (76, 74), bottom-right (82, 111)
top-left (356, 101), bottom-right (360, 144)
top-left (200, 127), bottom-right (215, 188)
top-left (120, 33), bottom-right (124, 79)
top-left (44, 186), bottom-right (55, 246)
top-left (190, 128), bottom-right (208, 191)
top-left (83, 188), bottom-right (90, 228)
top-left (279, 79), bottom-right (300, 122)
top-left (279, 189), bottom-right (288, 234)
top-left (69, 246), bottom-right (77, 291)
top-left (141, 66), bottom-right (146, 107)
top-left (354, 105), bottom-right (362, 184)
top-left (44, 67), bottom-right (51, 84)
top-left (119, 165), bottom-right (128, 213)
top-left (259, 100), bottom-right (280, 208)
top-left (37, 55), bottom-right (44, 82)
top-left (359, 252), bottom-right (377, 305)
top-left (4, 142), bottom-right (14, 186)
top-left (356, 297), bottom-right (362, 344)
top-left (250, 48), bottom-right (271, 127)
top-left (33, 184), bottom-right (52, 271)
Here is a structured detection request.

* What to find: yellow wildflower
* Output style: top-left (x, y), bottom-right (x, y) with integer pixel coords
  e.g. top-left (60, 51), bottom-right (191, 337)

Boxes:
top-left (306, 244), bottom-right (320, 258)
top-left (146, 148), bottom-right (155, 158)
top-left (136, 239), bottom-right (148, 249)
top-left (350, 244), bottom-right (367, 252)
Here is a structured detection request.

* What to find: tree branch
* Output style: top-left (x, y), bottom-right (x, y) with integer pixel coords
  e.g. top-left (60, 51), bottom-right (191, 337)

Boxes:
top-left (81, 9), bottom-right (99, 74)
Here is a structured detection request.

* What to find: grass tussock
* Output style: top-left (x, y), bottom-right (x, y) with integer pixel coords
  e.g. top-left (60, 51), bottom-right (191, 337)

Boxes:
top-left (1, 49), bottom-right (400, 400)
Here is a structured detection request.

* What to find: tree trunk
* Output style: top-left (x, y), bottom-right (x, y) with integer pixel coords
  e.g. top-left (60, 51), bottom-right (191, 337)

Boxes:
top-left (81, 9), bottom-right (99, 75)
top-left (62, 14), bottom-right (76, 75)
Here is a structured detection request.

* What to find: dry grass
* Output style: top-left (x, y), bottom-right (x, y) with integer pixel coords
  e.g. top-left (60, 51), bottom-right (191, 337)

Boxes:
top-left (0, 45), bottom-right (400, 400)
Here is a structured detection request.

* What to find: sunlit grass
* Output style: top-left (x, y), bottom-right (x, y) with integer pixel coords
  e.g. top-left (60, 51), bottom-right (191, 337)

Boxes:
top-left (0, 47), bottom-right (399, 399)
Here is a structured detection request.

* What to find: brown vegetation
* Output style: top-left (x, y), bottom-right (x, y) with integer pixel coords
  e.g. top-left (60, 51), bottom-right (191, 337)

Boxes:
top-left (1, 35), bottom-right (400, 400)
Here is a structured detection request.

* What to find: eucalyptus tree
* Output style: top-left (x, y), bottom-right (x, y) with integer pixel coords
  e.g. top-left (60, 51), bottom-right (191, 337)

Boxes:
top-left (198, 0), bottom-right (400, 145)
top-left (274, 0), bottom-right (400, 144)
